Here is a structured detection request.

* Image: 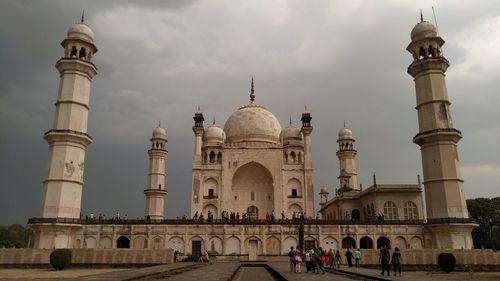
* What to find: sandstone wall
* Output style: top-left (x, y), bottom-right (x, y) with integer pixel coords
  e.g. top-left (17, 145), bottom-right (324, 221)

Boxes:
top-left (0, 248), bottom-right (172, 265)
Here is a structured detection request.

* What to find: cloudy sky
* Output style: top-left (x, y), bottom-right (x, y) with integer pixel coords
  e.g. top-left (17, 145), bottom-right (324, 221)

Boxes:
top-left (1, 0), bottom-right (499, 225)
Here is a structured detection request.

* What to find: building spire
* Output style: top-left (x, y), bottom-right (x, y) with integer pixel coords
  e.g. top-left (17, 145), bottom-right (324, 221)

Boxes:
top-left (420, 9), bottom-right (423, 22)
top-left (81, 10), bottom-right (85, 23)
top-left (250, 76), bottom-right (255, 103)
top-left (373, 172), bottom-right (377, 187)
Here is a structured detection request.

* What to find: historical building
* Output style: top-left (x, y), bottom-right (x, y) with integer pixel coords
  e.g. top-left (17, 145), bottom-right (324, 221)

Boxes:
top-left (190, 79), bottom-right (314, 220)
top-left (28, 15), bottom-right (476, 258)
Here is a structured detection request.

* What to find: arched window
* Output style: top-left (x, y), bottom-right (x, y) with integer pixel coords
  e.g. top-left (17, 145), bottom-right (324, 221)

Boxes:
top-left (158, 184), bottom-right (162, 190)
top-left (351, 209), bottom-right (360, 221)
top-left (419, 46), bottom-right (427, 59)
top-left (247, 206), bottom-right (258, 220)
top-left (403, 201), bottom-right (419, 220)
top-left (342, 237), bottom-right (356, 249)
top-left (297, 152), bottom-right (302, 164)
top-left (117, 236), bottom-right (130, 248)
top-left (383, 201), bottom-right (398, 220)
top-left (79, 47), bottom-right (87, 60)
top-left (360, 236), bottom-right (373, 249)
top-left (209, 151), bottom-right (215, 163)
top-left (217, 152), bottom-right (222, 163)
top-left (251, 191), bottom-right (255, 201)
top-left (70, 46), bottom-right (77, 58)
top-left (377, 236), bottom-right (391, 249)
top-left (290, 151), bottom-right (296, 163)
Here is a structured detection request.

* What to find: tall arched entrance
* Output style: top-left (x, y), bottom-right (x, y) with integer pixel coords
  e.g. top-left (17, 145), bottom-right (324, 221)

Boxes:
top-left (232, 162), bottom-right (274, 219)
top-left (117, 236), bottom-right (130, 248)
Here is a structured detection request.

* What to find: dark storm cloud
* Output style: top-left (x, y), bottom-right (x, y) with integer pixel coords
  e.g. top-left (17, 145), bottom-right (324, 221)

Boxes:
top-left (1, 0), bottom-right (499, 224)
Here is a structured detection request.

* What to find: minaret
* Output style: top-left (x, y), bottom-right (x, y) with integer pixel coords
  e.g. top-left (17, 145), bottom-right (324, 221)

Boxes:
top-left (336, 125), bottom-right (358, 191)
top-left (40, 16), bottom-right (97, 219)
top-left (192, 106), bottom-right (204, 162)
top-left (407, 17), bottom-right (475, 248)
top-left (144, 125), bottom-right (168, 220)
top-left (31, 15), bottom-right (97, 248)
top-left (300, 106), bottom-right (314, 215)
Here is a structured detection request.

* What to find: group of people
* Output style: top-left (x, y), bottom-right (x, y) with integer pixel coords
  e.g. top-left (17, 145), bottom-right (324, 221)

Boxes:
top-left (288, 247), bottom-right (363, 274)
top-left (288, 246), bottom-right (327, 274)
top-left (379, 246), bottom-right (402, 276)
top-left (82, 212), bottom-right (128, 221)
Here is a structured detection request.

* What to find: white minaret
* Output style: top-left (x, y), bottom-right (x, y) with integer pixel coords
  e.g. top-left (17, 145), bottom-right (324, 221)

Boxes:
top-left (336, 125), bottom-right (358, 191)
top-left (407, 15), bottom-right (475, 248)
top-left (32, 14), bottom-right (97, 249)
top-left (40, 15), bottom-right (97, 220)
top-left (144, 125), bottom-right (168, 219)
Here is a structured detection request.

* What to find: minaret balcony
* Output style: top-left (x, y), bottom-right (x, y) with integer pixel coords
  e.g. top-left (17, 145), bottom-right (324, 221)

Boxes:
top-left (407, 57), bottom-right (449, 78)
top-left (413, 128), bottom-right (462, 146)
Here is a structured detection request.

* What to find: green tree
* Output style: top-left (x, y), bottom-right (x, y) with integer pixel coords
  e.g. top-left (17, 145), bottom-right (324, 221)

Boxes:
top-left (0, 224), bottom-right (31, 248)
top-left (466, 197), bottom-right (500, 250)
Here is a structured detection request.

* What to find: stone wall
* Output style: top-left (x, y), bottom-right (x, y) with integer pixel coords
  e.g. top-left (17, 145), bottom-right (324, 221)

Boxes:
top-left (356, 249), bottom-right (500, 267)
top-left (0, 248), bottom-right (172, 266)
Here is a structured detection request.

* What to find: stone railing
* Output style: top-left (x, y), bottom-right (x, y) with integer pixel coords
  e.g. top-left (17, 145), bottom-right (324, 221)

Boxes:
top-left (28, 217), bottom-right (432, 226)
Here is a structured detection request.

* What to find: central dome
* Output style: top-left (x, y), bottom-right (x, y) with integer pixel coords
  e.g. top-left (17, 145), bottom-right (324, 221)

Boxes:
top-left (223, 105), bottom-right (282, 144)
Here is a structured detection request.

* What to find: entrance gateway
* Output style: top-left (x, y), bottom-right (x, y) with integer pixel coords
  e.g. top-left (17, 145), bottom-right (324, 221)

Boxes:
top-left (192, 240), bottom-right (202, 258)
top-left (248, 240), bottom-right (258, 261)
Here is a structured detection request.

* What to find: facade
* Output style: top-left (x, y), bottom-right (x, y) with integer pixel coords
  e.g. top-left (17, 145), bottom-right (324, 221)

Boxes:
top-left (29, 16), bottom-right (477, 257)
top-left (190, 79), bottom-right (314, 220)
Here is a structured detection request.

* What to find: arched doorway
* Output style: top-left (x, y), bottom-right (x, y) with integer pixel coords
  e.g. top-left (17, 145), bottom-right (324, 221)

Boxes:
top-left (377, 236), bottom-right (391, 249)
top-left (342, 237), bottom-right (356, 249)
top-left (117, 236), bottom-right (130, 248)
top-left (247, 206), bottom-right (259, 220)
top-left (232, 162), bottom-right (274, 219)
top-left (351, 209), bottom-right (360, 221)
top-left (360, 236), bottom-right (373, 249)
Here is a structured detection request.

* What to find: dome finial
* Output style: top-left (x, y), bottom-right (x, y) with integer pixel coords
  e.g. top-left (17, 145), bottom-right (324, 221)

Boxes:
top-left (343, 120), bottom-right (346, 128)
top-left (420, 9), bottom-right (423, 22)
top-left (212, 116), bottom-right (216, 125)
top-left (81, 10), bottom-right (85, 23)
top-left (250, 76), bottom-right (255, 103)
top-left (158, 120), bottom-right (161, 127)
top-left (289, 116), bottom-right (292, 126)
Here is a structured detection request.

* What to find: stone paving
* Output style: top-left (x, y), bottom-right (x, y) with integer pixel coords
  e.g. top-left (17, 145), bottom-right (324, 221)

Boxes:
top-left (1, 262), bottom-right (500, 281)
top-left (266, 262), bottom-right (359, 281)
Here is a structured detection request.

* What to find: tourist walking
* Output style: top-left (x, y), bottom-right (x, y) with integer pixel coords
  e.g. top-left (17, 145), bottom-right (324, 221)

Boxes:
top-left (391, 247), bottom-right (402, 276)
top-left (354, 248), bottom-right (361, 268)
top-left (380, 245), bottom-right (390, 276)
top-left (335, 250), bottom-right (342, 268)
top-left (288, 246), bottom-right (295, 272)
top-left (345, 249), bottom-right (353, 267)
top-left (294, 249), bottom-right (302, 273)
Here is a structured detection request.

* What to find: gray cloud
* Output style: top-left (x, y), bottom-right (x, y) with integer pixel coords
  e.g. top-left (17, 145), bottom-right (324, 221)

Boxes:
top-left (1, 0), bottom-right (499, 224)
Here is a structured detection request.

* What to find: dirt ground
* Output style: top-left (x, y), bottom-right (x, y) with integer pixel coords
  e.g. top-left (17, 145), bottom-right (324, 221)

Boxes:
top-left (0, 268), bottom-right (125, 279)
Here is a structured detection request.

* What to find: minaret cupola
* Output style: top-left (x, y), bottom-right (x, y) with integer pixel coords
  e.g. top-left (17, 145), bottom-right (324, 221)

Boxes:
top-left (62, 11), bottom-right (98, 61)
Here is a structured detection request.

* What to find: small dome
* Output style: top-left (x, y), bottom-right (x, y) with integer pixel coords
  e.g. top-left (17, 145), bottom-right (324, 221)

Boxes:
top-left (281, 125), bottom-right (302, 140)
top-left (152, 127), bottom-right (166, 139)
top-left (338, 127), bottom-right (354, 140)
top-left (204, 125), bottom-right (225, 142)
top-left (224, 105), bottom-right (282, 143)
top-left (67, 22), bottom-right (95, 43)
top-left (320, 187), bottom-right (329, 194)
top-left (410, 21), bottom-right (437, 41)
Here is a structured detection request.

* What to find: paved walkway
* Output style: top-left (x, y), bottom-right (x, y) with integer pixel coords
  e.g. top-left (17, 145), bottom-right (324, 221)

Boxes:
top-left (267, 262), bottom-right (358, 281)
top-left (330, 265), bottom-right (500, 281)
